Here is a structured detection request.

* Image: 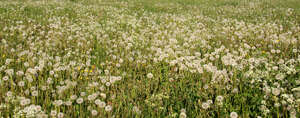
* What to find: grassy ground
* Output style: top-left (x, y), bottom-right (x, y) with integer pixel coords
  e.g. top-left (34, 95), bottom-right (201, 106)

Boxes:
top-left (0, 0), bottom-right (300, 117)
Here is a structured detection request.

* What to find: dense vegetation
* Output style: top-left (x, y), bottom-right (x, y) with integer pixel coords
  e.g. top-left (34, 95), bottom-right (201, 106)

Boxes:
top-left (0, 0), bottom-right (300, 117)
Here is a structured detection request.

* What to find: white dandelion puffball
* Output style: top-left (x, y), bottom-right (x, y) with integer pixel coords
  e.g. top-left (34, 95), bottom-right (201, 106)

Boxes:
top-left (179, 112), bottom-right (187, 118)
top-left (230, 112), bottom-right (238, 118)
top-left (202, 102), bottom-right (209, 110)
top-left (76, 98), bottom-right (84, 104)
top-left (147, 73), bottom-right (153, 79)
top-left (91, 110), bottom-right (98, 116)
top-left (216, 96), bottom-right (224, 102)
top-left (105, 105), bottom-right (112, 112)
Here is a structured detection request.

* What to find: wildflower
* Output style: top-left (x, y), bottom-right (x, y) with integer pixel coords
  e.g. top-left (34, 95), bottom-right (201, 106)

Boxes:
top-left (179, 112), bottom-right (187, 118)
top-left (105, 105), bottom-right (112, 112)
top-left (91, 110), bottom-right (98, 116)
top-left (50, 110), bottom-right (57, 117)
top-left (16, 71), bottom-right (24, 76)
top-left (21, 98), bottom-right (31, 106)
top-left (203, 84), bottom-right (209, 89)
top-left (104, 70), bottom-right (109, 75)
top-left (99, 101), bottom-right (106, 108)
top-left (20, 99), bottom-right (27, 106)
top-left (272, 88), bottom-right (280, 96)
top-left (88, 94), bottom-right (97, 101)
top-left (70, 95), bottom-right (77, 100)
top-left (57, 112), bottom-right (64, 118)
top-left (53, 100), bottom-right (63, 106)
top-left (105, 82), bottom-right (111, 87)
top-left (100, 93), bottom-right (106, 98)
top-left (41, 86), bottom-right (47, 91)
top-left (230, 112), bottom-right (238, 118)
top-left (76, 98), bottom-right (84, 104)
top-left (216, 96), bottom-right (224, 102)
top-left (49, 71), bottom-right (55, 75)
top-left (94, 99), bottom-right (101, 105)
top-left (24, 89), bottom-right (30, 95)
top-left (133, 106), bottom-right (141, 114)
top-left (292, 49), bottom-right (297, 53)
top-left (275, 73), bottom-right (285, 80)
top-left (30, 86), bottom-right (36, 91)
top-left (65, 101), bottom-right (72, 106)
top-left (80, 92), bottom-right (86, 96)
top-left (147, 73), bottom-right (153, 79)
top-left (232, 88), bottom-right (239, 93)
top-left (5, 59), bottom-right (12, 65)
top-left (2, 76), bottom-right (9, 81)
top-left (47, 78), bottom-right (53, 84)
top-left (32, 90), bottom-right (38, 97)
top-left (274, 103), bottom-right (280, 107)
top-left (292, 87), bottom-right (300, 92)
top-left (201, 102), bottom-right (209, 110)
top-left (24, 62), bottom-right (29, 67)
top-left (18, 81), bottom-right (25, 87)
top-left (290, 109), bottom-right (296, 118)
top-left (207, 100), bottom-right (213, 104)
top-left (99, 85), bottom-right (105, 91)
top-left (180, 108), bottom-right (186, 113)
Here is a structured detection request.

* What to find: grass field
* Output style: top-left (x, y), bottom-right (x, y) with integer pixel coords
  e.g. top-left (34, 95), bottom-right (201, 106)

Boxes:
top-left (0, 0), bottom-right (300, 117)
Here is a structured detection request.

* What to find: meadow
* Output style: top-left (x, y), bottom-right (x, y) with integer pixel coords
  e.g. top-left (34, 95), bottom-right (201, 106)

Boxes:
top-left (0, 0), bottom-right (300, 117)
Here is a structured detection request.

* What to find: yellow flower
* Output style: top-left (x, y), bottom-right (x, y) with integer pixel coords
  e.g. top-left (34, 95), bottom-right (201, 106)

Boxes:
top-left (77, 67), bottom-right (81, 71)
top-left (91, 65), bottom-right (96, 69)
top-left (89, 70), bottom-right (93, 73)
top-left (2, 54), bottom-right (5, 57)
